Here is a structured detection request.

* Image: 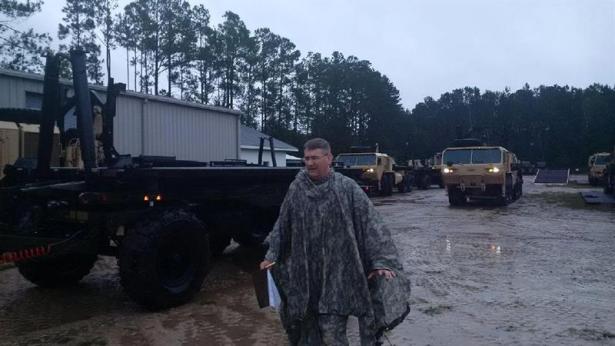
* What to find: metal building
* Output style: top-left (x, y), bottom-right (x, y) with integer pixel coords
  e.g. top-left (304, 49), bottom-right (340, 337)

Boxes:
top-left (239, 125), bottom-right (298, 167)
top-left (0, 68), bottom-right (241, 168)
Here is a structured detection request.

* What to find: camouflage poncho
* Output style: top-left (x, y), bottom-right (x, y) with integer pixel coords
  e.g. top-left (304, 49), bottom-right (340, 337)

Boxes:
top-left (265, 169), bottom-right (405, 328)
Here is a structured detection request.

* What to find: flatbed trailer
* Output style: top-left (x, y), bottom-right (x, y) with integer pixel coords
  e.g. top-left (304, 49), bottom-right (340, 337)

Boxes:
top-left (0, 51), bottom-right (308, 309)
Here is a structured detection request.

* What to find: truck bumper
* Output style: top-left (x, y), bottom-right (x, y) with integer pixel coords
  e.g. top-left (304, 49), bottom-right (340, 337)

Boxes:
top-left (447, 184), bottom-right (504, 199)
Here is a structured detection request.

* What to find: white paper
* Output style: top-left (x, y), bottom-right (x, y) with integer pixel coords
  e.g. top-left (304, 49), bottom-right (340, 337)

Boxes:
top-left (267, 270), bottom-right (281, 309)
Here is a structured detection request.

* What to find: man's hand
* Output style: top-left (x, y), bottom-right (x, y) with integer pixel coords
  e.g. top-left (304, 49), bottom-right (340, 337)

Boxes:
top-left (368, 269), bottom-right (396, 280)
top-left (260, 260), bottom-right (276, 270)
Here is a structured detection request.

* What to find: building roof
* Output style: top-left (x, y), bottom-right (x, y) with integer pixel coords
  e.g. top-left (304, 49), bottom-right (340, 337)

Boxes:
top-left (240, 125), bottom-right (298, 152)
top-left (0, 68), bottom-right (241, 116)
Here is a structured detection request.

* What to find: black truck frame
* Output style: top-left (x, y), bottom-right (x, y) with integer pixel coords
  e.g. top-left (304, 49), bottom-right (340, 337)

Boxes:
top-left (0, 51), bottom-right (304, 309)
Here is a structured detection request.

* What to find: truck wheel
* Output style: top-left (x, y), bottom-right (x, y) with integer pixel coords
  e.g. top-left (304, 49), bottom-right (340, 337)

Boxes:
top-left (119, 209), bottom-right (210, 310)
top-left (448, 189), bottom-right (466, 206)
top-left (397, 176), bottom-right (411, 193)
top-left (420, 175), bottom-right (431, 190)
top-left (515, 183), bottom-right (523, 199)
top-left (605, 175), bottom-right (614, 194)
top-left (498, 189), bottom-right (513, 206)
top-left (17, 253), bottom-right (98, 287)
top-left (379, 174), bottom-right (392, 196)
top-left (384, 174), bottom-right (394, 196)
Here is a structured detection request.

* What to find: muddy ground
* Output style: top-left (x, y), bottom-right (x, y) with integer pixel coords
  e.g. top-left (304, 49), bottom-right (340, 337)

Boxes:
top-left (1, 175), bottom-right (614, 345)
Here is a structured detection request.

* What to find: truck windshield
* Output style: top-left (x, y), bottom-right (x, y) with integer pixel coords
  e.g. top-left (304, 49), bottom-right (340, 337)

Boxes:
top-left (335, 154), bottom-right (377, 166)
top-left (472, 148), bottom-right (502, 163)
top-left (594, 155), bottom-right (610, 165)
top-left (443, 148), bottom-right (502, 164)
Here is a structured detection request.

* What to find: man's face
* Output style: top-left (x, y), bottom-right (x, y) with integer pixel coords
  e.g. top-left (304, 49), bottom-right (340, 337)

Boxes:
top-left (303, 148), bottom-right (333, 180)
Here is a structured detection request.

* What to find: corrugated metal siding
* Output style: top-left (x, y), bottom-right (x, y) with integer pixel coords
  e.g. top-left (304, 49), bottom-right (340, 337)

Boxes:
top-left (0, 75), bottom-right (44, 108)
top-left (0, 71), bottom-right (240, 163)
top-left (113, 96), bottom-right (143, 157)
top-left (140, 99), bottom-right (238, 161)
top-left (112, 94), bottom-right (239, 162)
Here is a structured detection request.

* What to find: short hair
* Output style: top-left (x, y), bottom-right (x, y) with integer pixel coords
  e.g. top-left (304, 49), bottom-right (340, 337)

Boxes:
top-left (304, 138), bottom-right (331, 154)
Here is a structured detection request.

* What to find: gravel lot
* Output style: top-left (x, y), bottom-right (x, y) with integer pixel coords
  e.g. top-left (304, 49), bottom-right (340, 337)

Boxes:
top-left (1, 175), bottom-right (614, 345)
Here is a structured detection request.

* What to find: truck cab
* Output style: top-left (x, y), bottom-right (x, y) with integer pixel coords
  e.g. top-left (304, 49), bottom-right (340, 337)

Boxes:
top-left (441, 145), bottom-right (523, 205)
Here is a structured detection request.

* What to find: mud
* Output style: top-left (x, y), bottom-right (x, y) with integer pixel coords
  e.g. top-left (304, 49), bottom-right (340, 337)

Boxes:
top-left (1, 175), bottom-right (614, 345)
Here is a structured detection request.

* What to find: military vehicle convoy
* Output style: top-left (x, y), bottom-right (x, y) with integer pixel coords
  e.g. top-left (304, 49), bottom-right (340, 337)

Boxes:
top-left (335, 146), bottom-right (413, 196)
top-left (587, 152), bottom-right (611, 186)
top-left (441, 139), bottom-right (523, 206)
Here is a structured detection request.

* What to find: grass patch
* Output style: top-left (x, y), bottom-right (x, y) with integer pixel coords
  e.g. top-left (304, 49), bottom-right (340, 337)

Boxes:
top-left (531, 192), bottom-right (612, 211)
top-left (566, 182), bottom-right (600, 189)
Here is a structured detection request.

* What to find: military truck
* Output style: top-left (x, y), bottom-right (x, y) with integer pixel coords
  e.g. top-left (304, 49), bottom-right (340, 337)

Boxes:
top-left (408, 152), bottom-right (444, 189)
top-left (335, 146), bottom-right (413, 196)
top-left (441, 139), bottom-right (523, 206)
top-left (587, 152), bottom-right (610, 186)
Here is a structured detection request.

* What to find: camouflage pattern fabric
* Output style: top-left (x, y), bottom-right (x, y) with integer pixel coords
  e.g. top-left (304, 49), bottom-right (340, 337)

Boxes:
top-left (265, 169), bottom-right (408, 344)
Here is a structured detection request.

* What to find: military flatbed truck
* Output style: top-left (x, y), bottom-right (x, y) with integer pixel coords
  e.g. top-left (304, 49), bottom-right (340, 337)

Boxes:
top-left (441, 139), bottom-right (523, 206)
top-left (407, 153), bottom-right (444, 189)
top-left (0, 51), bottom-right (306, 309)
top-left (335, 146), bottom-right (413, 196)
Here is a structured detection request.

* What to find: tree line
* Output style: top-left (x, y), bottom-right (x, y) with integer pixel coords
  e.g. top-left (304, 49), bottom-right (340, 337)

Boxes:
top-left (1, 0), bottom-right (613, 168)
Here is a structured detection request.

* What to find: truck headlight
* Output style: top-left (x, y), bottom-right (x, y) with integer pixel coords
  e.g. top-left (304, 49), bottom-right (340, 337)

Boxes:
top-left (365, 168), bottom-right (375, 173)
top-left (443, 167), bottom-right (453, 174)
top-left (488, 167), bottom-right (500, 173)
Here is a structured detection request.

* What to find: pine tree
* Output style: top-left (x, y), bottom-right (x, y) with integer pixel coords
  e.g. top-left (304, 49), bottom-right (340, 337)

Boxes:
top-left (58, 0), bottom-right (102, 83)
top-left (0, 0), bottom-right (50, 72)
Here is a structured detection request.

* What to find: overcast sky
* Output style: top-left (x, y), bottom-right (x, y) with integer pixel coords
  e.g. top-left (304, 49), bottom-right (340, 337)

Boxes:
top-left (17, 0), bottom-right (615, 110)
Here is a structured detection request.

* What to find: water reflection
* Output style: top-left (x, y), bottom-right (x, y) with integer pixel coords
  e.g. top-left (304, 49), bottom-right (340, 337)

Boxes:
top-left (443, 237), bottom-right (503, 256)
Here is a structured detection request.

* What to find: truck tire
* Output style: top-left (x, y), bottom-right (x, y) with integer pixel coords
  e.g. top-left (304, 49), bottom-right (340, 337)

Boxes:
top-left (497, 188), bottom-right (513, 206)
top-left (17, 253), bottom-right (98, 287)
top-left (119, 209), bottom-right (210, 310)
top-left (381, 173), bottom-right (393, 196)
top-left (605, 174), bottom-right (614, 194)
top-left (514, 182), bottom-right (523, 200)
top-left (448, 188), bottom-right (466, 206)
top-left (419, 175), bottom-right (431, 190)
top-left (397, 176), bottom-right (413, 193)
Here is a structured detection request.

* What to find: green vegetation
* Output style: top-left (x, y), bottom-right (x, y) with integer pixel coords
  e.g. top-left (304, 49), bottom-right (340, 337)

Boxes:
top-left (1, 1), bottom-right (613, 165)
top-left (531, 191), bottom-right (612, 211)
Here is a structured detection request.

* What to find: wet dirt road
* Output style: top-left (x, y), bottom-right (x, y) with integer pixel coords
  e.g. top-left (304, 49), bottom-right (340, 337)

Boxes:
top-left (1, 176), bottom-right (614, 345)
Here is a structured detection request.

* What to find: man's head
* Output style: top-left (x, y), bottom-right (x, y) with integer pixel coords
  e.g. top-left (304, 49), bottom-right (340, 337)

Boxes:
top-left (303, 138), bottom-right (333, 180)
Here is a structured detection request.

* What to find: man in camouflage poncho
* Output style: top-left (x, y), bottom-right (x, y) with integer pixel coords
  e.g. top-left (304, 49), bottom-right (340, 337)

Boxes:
top-left (260, 138), bottom-right (408, 345)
